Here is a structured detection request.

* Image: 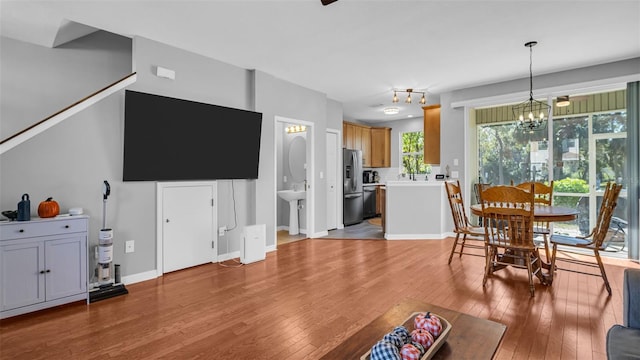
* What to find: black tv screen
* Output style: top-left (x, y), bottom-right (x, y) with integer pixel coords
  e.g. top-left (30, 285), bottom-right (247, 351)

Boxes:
top-left (123, 90), bottom-right (262, 181)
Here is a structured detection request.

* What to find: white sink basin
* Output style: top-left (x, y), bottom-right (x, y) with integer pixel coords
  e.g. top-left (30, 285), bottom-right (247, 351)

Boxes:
top-left (278, 190), bottom-right (306, 235)
top-left (277, 190), bottom-right (306, 202)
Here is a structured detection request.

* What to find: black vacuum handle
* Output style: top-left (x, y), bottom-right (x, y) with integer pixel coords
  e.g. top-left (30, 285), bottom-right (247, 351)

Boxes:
top-left (103, 181), bottom-right (111, 200)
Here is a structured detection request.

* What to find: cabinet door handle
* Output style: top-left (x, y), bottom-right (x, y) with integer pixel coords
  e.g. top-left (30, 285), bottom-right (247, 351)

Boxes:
top-left (64, 225), bottom-right (70, 228)
top-left (166, 219), bottom-right (170, 223)
top-left (40, 270), bottom-right (46, 274)
top-left (19, 229), bottom-right (24, 233)
top-left (46, 269), bottom-right (51, 273)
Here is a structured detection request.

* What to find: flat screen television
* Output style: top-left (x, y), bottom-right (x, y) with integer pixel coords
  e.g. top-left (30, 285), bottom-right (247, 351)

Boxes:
top-left (123, 90), bottom-right (262, 181)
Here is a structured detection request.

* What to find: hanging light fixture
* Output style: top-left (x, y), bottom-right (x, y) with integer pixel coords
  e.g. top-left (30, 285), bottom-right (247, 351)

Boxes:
top-left (392, 88), bottom-right (427, 105)
top-left (512, 41), bottom-right (550, 132)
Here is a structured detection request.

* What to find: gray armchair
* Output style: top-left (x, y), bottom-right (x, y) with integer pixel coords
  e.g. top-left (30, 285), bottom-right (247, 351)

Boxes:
top-left (607, 268), bottom-right (640, 359)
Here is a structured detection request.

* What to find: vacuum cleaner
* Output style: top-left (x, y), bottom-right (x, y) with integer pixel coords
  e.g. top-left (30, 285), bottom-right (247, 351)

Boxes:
top-left (89, 180), bottom-right (128, 303)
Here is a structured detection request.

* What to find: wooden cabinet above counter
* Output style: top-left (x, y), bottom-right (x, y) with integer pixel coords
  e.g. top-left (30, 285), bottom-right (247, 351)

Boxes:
top-left (343, 121), bottom-right (391, 168)
top-left (422, 105), bottom-right (440, 165)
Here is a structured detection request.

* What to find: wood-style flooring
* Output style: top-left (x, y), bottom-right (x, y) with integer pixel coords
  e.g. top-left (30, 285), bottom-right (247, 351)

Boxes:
top-left (1, 238), bottom-right (638, 359)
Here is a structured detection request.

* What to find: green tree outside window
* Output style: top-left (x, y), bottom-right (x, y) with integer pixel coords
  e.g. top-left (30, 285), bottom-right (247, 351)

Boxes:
top-left (401, 131), bottom-right (431, 175)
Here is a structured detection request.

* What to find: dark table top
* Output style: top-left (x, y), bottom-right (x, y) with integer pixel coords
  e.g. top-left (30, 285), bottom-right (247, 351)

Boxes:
top-left (319, 298), bottom-right (507, 360)
top-left (470, 204), bottom-right (578, 222)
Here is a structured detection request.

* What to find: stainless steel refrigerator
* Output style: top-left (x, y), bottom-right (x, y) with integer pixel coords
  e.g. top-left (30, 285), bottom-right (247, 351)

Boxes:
top-left (343, 148), bottom-right (363, 226)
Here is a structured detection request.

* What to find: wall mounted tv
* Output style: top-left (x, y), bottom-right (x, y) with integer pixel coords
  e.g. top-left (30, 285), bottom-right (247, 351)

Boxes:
top-left (123, 90), bottom-right (262, 181)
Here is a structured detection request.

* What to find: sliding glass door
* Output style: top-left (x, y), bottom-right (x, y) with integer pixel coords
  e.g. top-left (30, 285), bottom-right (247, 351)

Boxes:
top-left (477, 99), bottom-right (628, 254)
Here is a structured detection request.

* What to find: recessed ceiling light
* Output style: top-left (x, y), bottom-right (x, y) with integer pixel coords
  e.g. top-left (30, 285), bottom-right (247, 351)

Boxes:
top-left (383, 107), bottom-right (399, 115)
top-left (407, 114), bottom-right (413, 118)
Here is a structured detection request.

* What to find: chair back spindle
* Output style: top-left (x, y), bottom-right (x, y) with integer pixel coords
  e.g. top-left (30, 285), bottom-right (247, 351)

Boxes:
top-left (591, 183), bottom-right (623, 249)
top-left (444, 180), bottom-right (485, 264)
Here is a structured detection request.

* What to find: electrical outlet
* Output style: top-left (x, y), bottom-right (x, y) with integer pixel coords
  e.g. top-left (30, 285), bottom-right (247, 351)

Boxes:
top-left (219, 226), bottom-right (226, 236)
top-left (125, 240), bottom-right (135, 253)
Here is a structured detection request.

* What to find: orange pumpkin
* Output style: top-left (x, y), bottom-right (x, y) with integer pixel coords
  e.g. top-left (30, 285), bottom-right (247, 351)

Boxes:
top-left (38, 197), bottom-right (60, 218)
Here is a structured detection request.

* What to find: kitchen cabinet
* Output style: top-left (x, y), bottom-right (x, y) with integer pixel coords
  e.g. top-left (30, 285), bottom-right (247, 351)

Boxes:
top-left (343, 122), bottom-right (390, 168)
top-left (361, 127), bottom-right (371, 167)
top-left (370, 127), bottom-right (391, 167)
top-left (423, 105), bottom-right (441, 165)
top-left (343, 122), bottom-right (372, 167)
top-left (0, 216), bottom-right (88, 319)
top-left (343, 122), bottom-right (356, 150)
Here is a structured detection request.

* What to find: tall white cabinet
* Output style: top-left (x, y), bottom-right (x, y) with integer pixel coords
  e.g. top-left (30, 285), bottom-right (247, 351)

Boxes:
top-left (0, 216), bottom-right (88, 319)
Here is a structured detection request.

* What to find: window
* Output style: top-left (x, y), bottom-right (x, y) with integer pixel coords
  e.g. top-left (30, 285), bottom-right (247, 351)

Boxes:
top-left (475, 91), bottom-right (627, 242)
top-left (401, 131), bottom-right (431, 174)
top-left (477, 124), bottom-right (548, 185)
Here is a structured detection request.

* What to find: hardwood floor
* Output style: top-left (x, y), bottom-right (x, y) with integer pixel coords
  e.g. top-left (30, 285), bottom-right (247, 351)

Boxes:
top-left (1, 238), bottom-right (638, 359)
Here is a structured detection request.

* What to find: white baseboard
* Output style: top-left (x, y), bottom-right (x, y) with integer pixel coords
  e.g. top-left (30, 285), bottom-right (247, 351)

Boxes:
top-left (309, 230), bottom-right (329, 238)
top-left (384, 234), bottom-right (449, 240)
top-left (277, 225), bottom-right (307, 235)
top-left (120, 244), bottom-right (283, 285)
top-left (122, 270), bottom-right (159, 285)
top-left (218, 250), bottom-right (241, 262)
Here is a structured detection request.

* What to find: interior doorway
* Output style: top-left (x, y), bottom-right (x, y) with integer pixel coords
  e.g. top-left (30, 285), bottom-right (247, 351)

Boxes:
top-left (274, 116), bottom-right (314, 247)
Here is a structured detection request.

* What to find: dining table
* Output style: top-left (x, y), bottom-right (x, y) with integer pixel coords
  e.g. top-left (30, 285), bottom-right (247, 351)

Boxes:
top-left (469, 204), bottom-right (579, 285)
top-left (470, 204), bottom-right (579, 223)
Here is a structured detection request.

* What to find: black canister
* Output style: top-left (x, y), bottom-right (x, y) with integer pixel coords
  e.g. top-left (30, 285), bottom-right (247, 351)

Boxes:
top-left (17, 194), bottom-right (31, 221)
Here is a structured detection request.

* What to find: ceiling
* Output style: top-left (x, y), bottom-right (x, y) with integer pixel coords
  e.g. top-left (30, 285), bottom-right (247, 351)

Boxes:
top-left (2, 1), bottom-right (639, 123)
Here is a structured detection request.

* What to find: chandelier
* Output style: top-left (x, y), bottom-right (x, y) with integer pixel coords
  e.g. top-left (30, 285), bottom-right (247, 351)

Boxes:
top-left (392, 88), bottom-right (426, 105)
top-left (512, 41), bottom-right (550, 132)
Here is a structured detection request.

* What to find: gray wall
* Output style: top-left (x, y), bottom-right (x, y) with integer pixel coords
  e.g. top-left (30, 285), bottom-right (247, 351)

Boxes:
top-left (128, 35), bottom-right (256, 260)
top-left (254, 70), bottom-right (329, 243)
top-left (1, 32), bottom-right (336, 279)
top-left (1, 32), bottom-right (133, 280)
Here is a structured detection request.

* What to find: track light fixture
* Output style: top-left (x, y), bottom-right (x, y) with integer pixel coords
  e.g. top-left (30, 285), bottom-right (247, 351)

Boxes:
top-left (512, 41), bottom-right (551, 133)
top-left (392, 89), bottom-right (426, 105)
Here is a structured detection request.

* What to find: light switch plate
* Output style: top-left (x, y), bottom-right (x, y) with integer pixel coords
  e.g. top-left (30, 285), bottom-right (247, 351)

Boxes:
top-left (125, 240), bottom-right (135, 253)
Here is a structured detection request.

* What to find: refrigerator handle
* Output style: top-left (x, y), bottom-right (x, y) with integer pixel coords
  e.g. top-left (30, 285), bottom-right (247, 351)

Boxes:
top-left (352, 152), bottom-right (357, 192)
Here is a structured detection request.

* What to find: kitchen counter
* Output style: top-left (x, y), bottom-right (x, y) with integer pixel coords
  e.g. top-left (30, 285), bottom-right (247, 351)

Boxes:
top-left (385, 180), bottom-right (446, 186)
top-left (384, 181), bottom-right (453, 240)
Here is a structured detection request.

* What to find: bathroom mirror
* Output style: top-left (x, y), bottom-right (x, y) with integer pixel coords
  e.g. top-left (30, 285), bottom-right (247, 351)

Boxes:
top-left (288, 136), bottom-right (306, 183)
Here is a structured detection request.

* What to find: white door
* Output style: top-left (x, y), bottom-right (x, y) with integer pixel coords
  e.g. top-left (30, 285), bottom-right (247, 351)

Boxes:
top-left (327, 131), bottom-right (338, 230)
top-left (162, 184), bottom-right (215, 273)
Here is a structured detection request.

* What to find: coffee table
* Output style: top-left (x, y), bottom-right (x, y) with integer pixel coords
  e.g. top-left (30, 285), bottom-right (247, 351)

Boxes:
top-left (319, 298), bottom-right (506, 359)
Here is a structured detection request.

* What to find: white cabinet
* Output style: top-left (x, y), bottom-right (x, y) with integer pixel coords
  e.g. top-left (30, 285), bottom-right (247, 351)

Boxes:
top-left (0, 216), bottom-right (88, 319)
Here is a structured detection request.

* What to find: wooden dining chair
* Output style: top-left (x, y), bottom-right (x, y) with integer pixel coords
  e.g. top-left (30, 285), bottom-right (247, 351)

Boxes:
top-left (479, 183), bottom-right (544, 297)
top-left (444, 180), bottom-right (485, 264)
top-left (549, 182), bottom-right (623, 295)
top-left (514, 181), bottom-right (554, 261)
